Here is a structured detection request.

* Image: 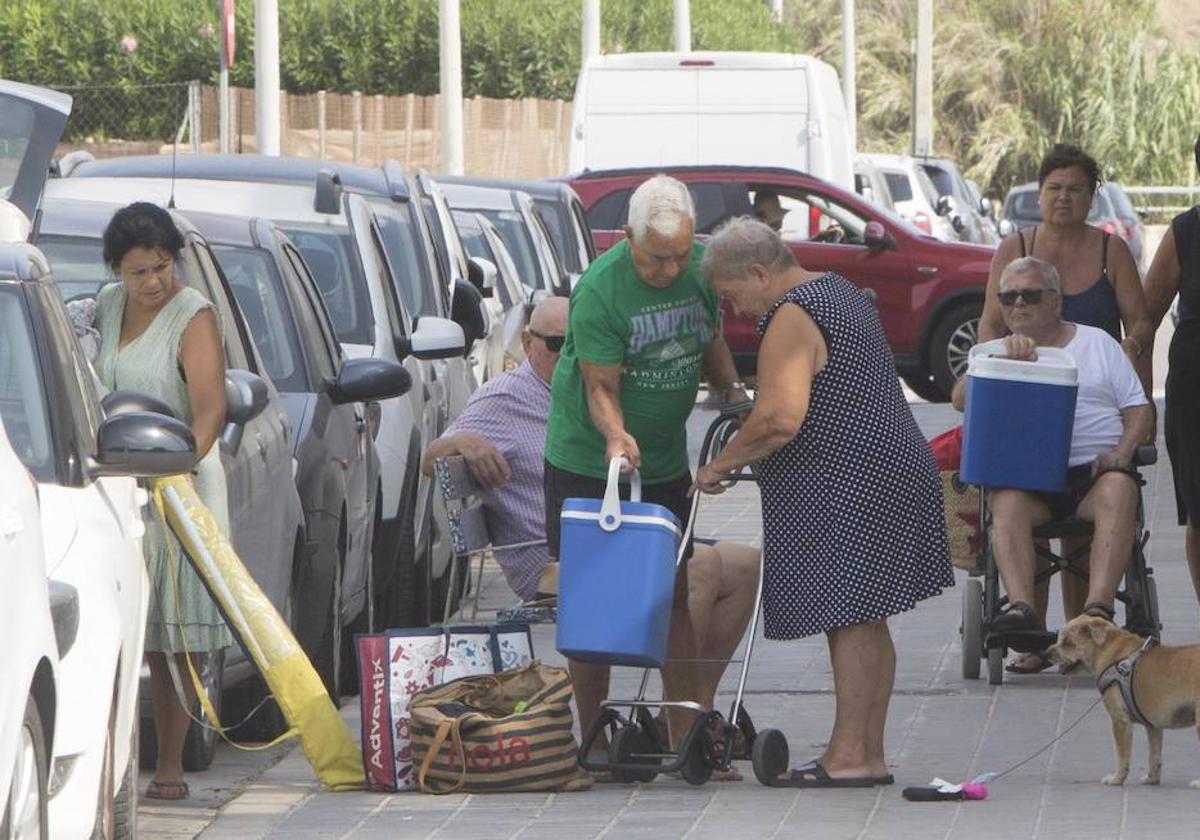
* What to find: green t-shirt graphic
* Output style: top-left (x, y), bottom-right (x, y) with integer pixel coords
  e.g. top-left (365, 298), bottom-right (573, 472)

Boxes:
top-left (545, 239), bottom-right (719, 483)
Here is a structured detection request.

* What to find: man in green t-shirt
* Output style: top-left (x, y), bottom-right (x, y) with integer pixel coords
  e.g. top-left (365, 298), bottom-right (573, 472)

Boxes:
top-left (544, 174), bottom-right (751, 761)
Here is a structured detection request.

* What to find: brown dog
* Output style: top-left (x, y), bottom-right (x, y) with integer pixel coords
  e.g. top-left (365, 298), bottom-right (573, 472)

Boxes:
top-left (1046, 615), bottom-right (1200, 788)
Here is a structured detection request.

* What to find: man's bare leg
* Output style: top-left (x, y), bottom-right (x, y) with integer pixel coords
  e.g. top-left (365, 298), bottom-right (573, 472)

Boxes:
top-left (989, 489), bottom-right (1051, 611)
top-left (570, 660), bottom-right (611, 756)
top-left (660, 562), bottom-right (701, 745)
top-left (693, 543), bottom-right (759, 709)
top-left (1078, 473), bottom-right (1138, 610)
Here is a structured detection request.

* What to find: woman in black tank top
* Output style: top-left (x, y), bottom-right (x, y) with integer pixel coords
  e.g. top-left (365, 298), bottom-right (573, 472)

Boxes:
top-left (1144, 133), bottom-right (1200, 605)
top-left (978, 144), bottom-right (1153, 397)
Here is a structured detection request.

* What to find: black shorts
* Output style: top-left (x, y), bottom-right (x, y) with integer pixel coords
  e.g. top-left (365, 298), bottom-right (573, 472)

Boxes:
top-left (543, 460), bottom-right (695, 562)
top-left (1166, 402), bottom-right (1200, 527)
top-left (1033, 464), bottom-right (1138, 521)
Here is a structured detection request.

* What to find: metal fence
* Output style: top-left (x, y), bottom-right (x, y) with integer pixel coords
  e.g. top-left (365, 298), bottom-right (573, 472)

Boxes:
top-left (52, 80), bottom-right (200, 160)
top-left (1122, 185), bottom-right (1200, 218)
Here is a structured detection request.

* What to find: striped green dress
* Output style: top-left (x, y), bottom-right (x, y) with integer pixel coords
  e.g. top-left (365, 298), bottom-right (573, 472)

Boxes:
top-left (95, 282), bottom-right (235, 654)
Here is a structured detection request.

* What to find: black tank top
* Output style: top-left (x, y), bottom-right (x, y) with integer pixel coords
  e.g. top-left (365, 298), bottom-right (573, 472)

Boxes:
top-left (1168, 206), bottom-right (1200, 405)
top-left (1020, 226), bottom-right (1121, 341)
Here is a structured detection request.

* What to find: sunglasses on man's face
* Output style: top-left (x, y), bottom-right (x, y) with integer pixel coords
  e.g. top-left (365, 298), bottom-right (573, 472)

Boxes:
top-left (529, 330), bottom-right (565, 352)
top-left (997, 288), bottom-right (1054, 306)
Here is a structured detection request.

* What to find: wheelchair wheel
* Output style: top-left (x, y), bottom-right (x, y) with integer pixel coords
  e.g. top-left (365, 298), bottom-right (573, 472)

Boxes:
top-left (751, 728), bottom-right (789, 786)
top-left (961, 578), bottom-right (983, 679)
top-left (987, 647), bottom-right (1004, 685)
top-left (609, 725), bottom-right (659, 783)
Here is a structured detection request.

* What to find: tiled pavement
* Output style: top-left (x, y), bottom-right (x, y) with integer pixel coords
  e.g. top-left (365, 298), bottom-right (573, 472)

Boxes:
top-left (170, 399), bottom-right (1200, 840)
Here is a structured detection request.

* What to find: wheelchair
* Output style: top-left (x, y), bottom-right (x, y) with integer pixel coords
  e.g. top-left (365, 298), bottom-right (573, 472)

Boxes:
top-left (960, 444), bottom-right (1161, 685)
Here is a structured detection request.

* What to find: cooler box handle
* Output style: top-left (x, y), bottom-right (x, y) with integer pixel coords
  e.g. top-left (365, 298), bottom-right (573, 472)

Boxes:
top-left (599, 457), bottom-right (641, 532)
top-left (967, 339), bottom-right (1077, 383)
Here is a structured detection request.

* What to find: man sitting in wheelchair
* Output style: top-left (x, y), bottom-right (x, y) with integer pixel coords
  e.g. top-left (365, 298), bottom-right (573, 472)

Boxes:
top-left (952, 256), bottom-right (1156, 632)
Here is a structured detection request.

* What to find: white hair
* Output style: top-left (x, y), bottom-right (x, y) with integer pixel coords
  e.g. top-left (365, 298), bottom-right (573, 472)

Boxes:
top-left (1000, 256), bottom-right (1061, 293)
top-left (627, 174), bottom-right (695, 239)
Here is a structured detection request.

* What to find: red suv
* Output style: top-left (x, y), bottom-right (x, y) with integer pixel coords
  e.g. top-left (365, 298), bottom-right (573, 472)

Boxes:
top-left (563, 166), bottom-right (995, 401)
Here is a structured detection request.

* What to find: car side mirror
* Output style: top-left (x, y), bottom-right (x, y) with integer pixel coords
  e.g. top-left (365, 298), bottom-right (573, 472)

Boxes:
top-left (863, 221), bottom-right (892, 251)
top-left (102, 389), bottom-right (178, 420)
top-left (225, 370), bottom-right (269, 425)
top-left (998, 218), bottom-right (1014, 237)
top-left (935, 195), bottom-right (953, 217)
top-left (951, 215), bottom-right (966, 233)
top-left (88, 411), bottom-right (197, 478)
top-left (328, 357), bottom-right (412, 404)
top-left (979, 197), bottom-right (993, 217)
top-left (450, 279), bottom-right (489, 346)
top-left (467, 256), bottom-right (497, 298)
top-left (398, 315), bottom-right (467, 361)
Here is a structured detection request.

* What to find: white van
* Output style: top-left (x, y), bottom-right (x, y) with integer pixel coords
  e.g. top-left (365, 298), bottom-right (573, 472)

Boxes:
top-left (568, 51), bottom-right (854, 191)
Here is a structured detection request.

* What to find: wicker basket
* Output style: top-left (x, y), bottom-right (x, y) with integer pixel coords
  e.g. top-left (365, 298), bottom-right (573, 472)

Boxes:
top-left (941, 471), bottom-right (983, 576)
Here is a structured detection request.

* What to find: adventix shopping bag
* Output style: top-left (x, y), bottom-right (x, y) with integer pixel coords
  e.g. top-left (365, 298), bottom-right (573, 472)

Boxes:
top-left (356, 624), bottom-right (533, 791)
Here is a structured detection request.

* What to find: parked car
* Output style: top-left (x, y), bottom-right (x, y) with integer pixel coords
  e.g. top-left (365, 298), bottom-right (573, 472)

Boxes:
top-left (0, 414), bottom-right (59, 840)
top-left (438, 177), bottom-right (572, 297)
top-left (453, 209), bottom-right (532, 374)
top-left (567, 165), bottom-right (995, 400)
top-left (182, 210), bottom-right (415, 713)
top-left (452, 177), bottom-right (595, 277)
top-left (1, 77), bottom-right (193, 839)
top-left (569, 51), bottom-right (854, 191)
top-left (66, 154), bottom-right (487, 620)
top-left (853, 156), bottom-right (897, 212)
top-left (1103, 182), bottom-right (1146, 268)
top-left (917, 157), bottom-right (997, 246)
top-left (51, 172), bottom-right (468, 637)
top-left (998, 181), bottom-right (1138, 261)
top-left (36, 197), bottom-right (320, 764)
top-left (964, 177), bottom-right (1001, 243)
top-left (858, 152), bottom-right (959, 242)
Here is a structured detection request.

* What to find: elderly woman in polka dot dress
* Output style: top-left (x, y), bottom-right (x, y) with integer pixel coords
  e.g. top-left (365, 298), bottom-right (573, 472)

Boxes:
top-left (693, 218), bottom-right (953, 788)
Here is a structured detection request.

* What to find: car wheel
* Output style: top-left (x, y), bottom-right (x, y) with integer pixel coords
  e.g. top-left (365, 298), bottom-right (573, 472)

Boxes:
top-left (2, 696), bottom-right (49, 840)
top-left (376, 492), bottom-right (423, 630)
top-left (182, 649), bottom-right (226, 772)
top-left (113, 712), bottom-right (138, 840)
top-left (310, 517), bottom-right (345, 705)
top-left (901, 371), bottom-right (946, 403)
top-left (928, 300), bottom-right (982, 401)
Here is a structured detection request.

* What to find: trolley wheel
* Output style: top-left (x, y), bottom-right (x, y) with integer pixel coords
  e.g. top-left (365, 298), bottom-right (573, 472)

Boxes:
top-left (987, 647), bottom-right (1005, 686)
top-left (961, 578), bottom-right (983, 680)
top-left (609, 725), bottom-right (659, 784)
top-left (680, 730), bottom-right (712, 786)
top-left (751, 728), bottom-right (789, 787)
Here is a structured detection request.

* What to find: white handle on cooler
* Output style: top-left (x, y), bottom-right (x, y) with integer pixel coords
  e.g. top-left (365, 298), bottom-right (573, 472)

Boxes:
top-left (599, 457), bottom-right (641, 532)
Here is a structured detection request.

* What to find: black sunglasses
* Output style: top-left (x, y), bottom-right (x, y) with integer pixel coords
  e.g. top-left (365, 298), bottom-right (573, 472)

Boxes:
top-left (997, 288), bottom-right (1054, 306)
top-left (529, 329), bottom-right (565, 352)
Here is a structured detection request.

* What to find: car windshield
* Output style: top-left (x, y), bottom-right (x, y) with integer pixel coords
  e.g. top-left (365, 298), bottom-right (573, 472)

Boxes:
top-left (0, 288), bottom-right (53, 481)
top-left (212, 245), bottom-right (306, 392)
top-left (32, 237), bottom-right (110, 301)
top-left (478, 209), bottom-right (542, 290)
top-left (367, 197), bottom-right (435, 317)
top-left (276, 226), bottom-right (374, 347)
top-left (921, 165), bottom-right (955, 198)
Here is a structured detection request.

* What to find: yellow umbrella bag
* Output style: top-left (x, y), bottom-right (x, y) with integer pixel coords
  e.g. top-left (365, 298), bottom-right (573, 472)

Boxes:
top-left (151, 474), bottom-right (364, 791)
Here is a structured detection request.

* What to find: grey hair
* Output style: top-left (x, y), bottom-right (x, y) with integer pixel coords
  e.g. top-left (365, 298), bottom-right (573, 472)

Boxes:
top-left (999, 256), bottom-right (1061, 293)
top-left (700, 216), bottom-right (797, 282)
top-left (627, 174), bottom-right (695, 239)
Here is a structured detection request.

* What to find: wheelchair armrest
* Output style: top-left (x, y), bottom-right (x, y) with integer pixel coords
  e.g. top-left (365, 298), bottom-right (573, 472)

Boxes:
top-left (1134, 444), bottom-right (1157, 467)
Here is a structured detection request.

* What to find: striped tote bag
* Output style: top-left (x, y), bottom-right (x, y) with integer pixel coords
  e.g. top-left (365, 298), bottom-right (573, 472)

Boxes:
top-left (409, 662), bottom-right (589, 793)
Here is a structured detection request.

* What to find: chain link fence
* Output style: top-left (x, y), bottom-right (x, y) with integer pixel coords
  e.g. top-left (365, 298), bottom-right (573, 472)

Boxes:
top-left (50, 81), bottom-right (572, 179)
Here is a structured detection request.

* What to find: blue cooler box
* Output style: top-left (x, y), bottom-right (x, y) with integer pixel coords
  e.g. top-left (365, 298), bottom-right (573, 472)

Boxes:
top-left (961, 340), bottom-right (1078, 492)
top-left (556, 467), bottom-right (682, 668)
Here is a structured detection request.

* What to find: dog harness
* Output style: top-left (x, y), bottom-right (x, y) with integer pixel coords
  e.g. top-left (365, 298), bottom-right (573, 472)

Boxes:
top-left (1095, 636), bottom-right (1157, 727)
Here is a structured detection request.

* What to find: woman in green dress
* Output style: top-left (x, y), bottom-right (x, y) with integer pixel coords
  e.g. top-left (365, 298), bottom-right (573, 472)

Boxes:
top-left (96, 202), bottom-right (234, 801)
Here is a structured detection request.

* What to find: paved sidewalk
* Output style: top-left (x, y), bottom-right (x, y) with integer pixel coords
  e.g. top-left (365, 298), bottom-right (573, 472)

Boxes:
top-left (177, 402), bottom-right (1200, 839)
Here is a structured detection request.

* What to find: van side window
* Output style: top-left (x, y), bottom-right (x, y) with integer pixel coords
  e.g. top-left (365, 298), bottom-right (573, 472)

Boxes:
top-left (585, 189), bottom-right (632, 231)
top-left (883, 172), bottom-right (912, 203)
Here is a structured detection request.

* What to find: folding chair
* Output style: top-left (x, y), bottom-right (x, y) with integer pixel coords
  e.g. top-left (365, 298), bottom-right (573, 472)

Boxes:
top-left (434, 455), bottom-right (549, 621)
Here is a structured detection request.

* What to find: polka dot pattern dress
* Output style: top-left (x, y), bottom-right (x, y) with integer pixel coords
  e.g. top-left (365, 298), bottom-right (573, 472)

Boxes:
top-left (754, 274), bottom-right (953, 640)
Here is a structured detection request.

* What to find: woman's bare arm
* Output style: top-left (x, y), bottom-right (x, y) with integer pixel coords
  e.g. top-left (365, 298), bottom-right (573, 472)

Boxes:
top-left (179, 308), bottom-right (227, 460)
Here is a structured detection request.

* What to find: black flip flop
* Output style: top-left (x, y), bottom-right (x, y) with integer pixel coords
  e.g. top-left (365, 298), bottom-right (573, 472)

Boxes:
top-left (770, 761), bottom-right (875, 788)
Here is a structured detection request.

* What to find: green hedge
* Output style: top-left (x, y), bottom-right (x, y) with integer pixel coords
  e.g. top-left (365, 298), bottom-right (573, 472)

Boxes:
top-left (2, 0), bottom-right (1198, 192)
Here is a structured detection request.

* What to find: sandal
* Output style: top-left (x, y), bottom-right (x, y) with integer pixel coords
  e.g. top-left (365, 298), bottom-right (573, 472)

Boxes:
top-left (769, 760), bottom-right (874, 788)
top-left (1083, 602), bottom-right (1115, 622)
top-left (145, 780), bottom-right (189, 801)
top-left (1005, 650), bottom-right (1054, 674)
top-left (991, 601), bottom-right (1042, 633)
